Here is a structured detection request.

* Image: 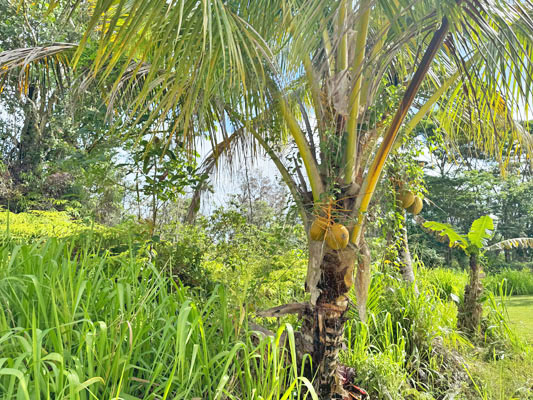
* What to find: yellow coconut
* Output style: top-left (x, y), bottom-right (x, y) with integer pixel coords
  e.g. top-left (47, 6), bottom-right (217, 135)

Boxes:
top-left (399, 190), bottom-right (415, 209)
top-left (406, 196), bottom-right (423, 215)
top-left (310, 218), bottom-right (328, 241)
top-left (343, 266), bottom-right (354, 289)
top-left (325, 223), bottom-right (349, 250)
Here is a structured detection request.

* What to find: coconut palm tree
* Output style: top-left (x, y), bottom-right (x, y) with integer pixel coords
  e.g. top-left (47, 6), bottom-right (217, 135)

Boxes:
top-left (3, 0), bottom-right (533, 397)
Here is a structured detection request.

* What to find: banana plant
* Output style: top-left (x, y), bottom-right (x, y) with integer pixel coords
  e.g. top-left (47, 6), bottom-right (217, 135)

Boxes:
top-left (424, 216), bottom-right (533, 334)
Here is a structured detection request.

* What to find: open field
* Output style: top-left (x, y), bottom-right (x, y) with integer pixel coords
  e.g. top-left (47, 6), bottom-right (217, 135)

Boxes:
top-left (507, 296), bottom-right (533, 343)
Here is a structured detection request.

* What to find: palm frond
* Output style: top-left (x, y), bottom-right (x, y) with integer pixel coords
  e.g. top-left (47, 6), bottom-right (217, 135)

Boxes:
top-left (184, 127), bottom-right (246, 223)
top-left (74, 0), bottom-right (278, 143)
top-left (432, 0), bottom-right (533, 163)
top-left (0, 43), bottom-right (76, 70)
top-left (487, 237), bottom-right (533, 251)
top-left (0, 43), bottom-right (76, 94)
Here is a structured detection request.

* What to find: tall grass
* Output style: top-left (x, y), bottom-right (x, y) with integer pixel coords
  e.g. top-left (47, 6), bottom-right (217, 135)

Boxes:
top-left (418, 267), bottom-right (468, 302)
top-left (417, 265), bottom-right (533, 297)
top-left (342, 271), bottom-right (470, 399)
top-left (0, 238), bottom-right (315, 399)
top-left (484, 269), bottom-right (533, 296)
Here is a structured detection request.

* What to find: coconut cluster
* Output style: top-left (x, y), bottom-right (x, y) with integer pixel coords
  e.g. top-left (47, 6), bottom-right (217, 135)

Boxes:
top-left (398, 189), bottom-right (423, 215)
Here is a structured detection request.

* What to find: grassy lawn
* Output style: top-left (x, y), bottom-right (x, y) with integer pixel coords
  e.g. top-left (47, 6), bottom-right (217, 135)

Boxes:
top-left (506, 295), bottom-right (533, 343)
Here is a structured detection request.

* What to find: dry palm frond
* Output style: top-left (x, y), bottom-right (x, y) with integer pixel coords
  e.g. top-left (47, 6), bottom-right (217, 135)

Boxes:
top-left (0, 43), bottom-right (76, 95)
top-left (487, 238), bottom-right (533, 251)
top-left (0, 43), bottom-right (76, 70)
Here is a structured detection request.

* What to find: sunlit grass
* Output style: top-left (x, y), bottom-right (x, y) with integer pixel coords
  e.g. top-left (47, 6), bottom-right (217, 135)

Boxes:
top-left (506, 295), bottom-right (533, 343)
top-left (0, 237), bottom-right (316, 400)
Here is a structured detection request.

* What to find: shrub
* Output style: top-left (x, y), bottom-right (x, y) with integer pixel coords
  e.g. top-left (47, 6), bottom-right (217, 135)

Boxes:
top-left (0, 208), bottom-right (104, 239)
top-left (486, 260), bottom-right (533, 273)
top-left (0, 209), bottom-right (155, 264)
top-left (411, 242), bottom-right (446, 268)
top-left (418, 267), bottom-right (468, 302)
top-left (154, 222), bottom-right (213, 291)
top-left (343, 269), bottom-right (470, 399)
top-left (484, 269), bottom-right (533, 296)
top-left (199, 211), bottom-right (308, 310)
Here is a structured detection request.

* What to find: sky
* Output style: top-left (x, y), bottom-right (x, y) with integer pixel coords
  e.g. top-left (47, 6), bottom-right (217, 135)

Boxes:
top-left (195, 136), bottom-right (282, 214)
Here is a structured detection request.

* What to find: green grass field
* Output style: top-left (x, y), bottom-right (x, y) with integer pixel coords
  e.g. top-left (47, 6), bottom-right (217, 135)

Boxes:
top-left (506, 295), bottom-right (533, 343)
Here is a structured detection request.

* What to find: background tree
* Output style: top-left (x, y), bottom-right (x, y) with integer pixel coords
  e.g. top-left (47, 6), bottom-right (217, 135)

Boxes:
top-left (412, 164), bottom-right (533, 270)
top-left (0, 1), bottom-right (126, 217)
top-left (126, 137), bottom-right (205, 233)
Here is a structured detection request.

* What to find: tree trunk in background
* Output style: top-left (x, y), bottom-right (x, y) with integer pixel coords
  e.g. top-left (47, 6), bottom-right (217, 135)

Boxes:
top-left (15, 85), bottom-right (42, 183)
top-left (184, 189), bottom-right (201, 224)
top-left (446, 247), bottom-right (452, 268)
top-left (399, 212), bottom-right (419, 294)
top-left (504, 248), bottom-right (512, 263)
top-left (458, 253), bottom-right (483, 334)
top-left (299, 242), bottom-right (359, 398)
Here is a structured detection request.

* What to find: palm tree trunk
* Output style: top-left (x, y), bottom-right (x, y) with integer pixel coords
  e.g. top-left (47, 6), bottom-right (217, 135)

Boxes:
top-left (458, 253), bottom-right (483, 334)
top-left (299, 242), bottom-right (361, 398)
top-left (15, 85), bottom-right (42, 183)
top-left (399, 213), bottom-right (419, 294)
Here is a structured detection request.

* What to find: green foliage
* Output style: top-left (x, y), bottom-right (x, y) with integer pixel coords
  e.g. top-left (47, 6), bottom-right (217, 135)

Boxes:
top-left (424, 215), bottom-right (498, 256)
top-left (413, 265), bottom-right (533, 299)
top-left (482, 284), bottom-right (522, 354)
top-left (342, 262), bottom-right (533, 399)
top-left (0, 209), bottom-right (158, 269)
top-left (0, 2), bottom-right (128, 220)
top-left (342, 268), bottom-right (469, 399)
top-left (0, 237), bottom-right (316, 399)
top-left (484, 269), bottom-right (533, 296)
top-left (467, 216), bottom-right (494, 250)
top-left (201, 205), bottom-right (307, 311)
top-left (422, 221), bottom-right (468, 250)
top-left (418, 267), bottom-right (468, 303)
top-left (462, 291), bottom-right (533, 399)
top-left (131, 139), bottom-right (205, 204)
top-left (463, 354), bottom-right (533, 400)
top-left (419, 170), bottom-right (533, 270)
top-left (1, 207), bottom-right (532, 399)
top-left (0, 209), bottom-right (103, 239)
top-left (154, 222), bottom-right (213, 291)
top-left (410, 243), bottom-right (446, 269)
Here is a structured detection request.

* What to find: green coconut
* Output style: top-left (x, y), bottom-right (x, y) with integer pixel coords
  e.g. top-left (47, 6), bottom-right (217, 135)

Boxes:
top-left (399, 190), bottom-right (415, 209)
top-left (406, 196), bottom-right (423, 215)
